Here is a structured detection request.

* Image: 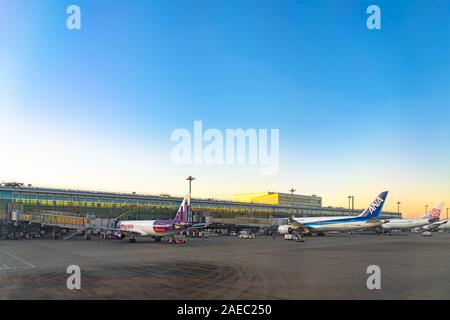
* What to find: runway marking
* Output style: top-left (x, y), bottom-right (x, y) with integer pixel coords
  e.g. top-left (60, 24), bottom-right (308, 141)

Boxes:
top-left (285, 236), bottom-right (415, 250)
top-left (0, 248), bottom-right (35, 268)
top-left (0, 264), bottom-right (10, 271)
top-left (0, 266), bottom-right (37, 274)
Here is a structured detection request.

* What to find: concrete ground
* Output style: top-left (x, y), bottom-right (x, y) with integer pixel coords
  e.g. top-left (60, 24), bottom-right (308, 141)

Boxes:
top-left (0, 232), bottom-right (449, 299)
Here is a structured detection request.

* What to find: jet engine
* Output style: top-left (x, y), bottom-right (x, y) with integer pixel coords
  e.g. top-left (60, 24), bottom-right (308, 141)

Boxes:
top-left (277, 225), bottom-right (293, 235)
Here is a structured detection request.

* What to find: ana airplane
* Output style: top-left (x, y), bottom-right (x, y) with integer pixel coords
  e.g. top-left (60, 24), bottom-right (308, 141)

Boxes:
top-left (277, 191), bottom-right (389, 235)
top-left (114, 195), bottom-right (208, 242)
top-left (381, 202), bottom-right (444, 231)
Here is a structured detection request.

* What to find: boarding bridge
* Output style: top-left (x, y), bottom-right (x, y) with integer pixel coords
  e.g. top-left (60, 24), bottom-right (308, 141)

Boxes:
top-left (11, 211), bottom-right (91, 229)
top-left (10, 211), bottom-right (116, 240)
top-left (211, 216), bottom-right (286, 228)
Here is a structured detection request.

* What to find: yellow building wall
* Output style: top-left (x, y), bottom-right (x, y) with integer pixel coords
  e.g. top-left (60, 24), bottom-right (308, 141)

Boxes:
top-left (251, 194), bottom-right (279, 205)
top-left (234, 192), bottom-right (271, 203)
top-left (234, 193), bottom-right (279, 205)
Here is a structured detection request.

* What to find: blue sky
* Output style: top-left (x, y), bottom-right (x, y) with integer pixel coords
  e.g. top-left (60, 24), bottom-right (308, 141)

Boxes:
top-left (1, 0), bottom-right (449, 216)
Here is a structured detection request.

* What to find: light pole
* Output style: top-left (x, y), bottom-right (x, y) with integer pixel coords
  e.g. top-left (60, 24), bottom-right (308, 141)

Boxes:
top-left (186, 176), bottom-right (196, 224)
top-left (186, 176), bottom-right (196, 196)
top-left (396, 201), bottom-right (401, 214)
top-left (289, 188), bottom-right (296, 211)
top-left (348, 196), bottom-right (354, 210)
top-left (425, 205), bottom-right (429, 214)
top-left (446, 208), bottom-right (449, 220)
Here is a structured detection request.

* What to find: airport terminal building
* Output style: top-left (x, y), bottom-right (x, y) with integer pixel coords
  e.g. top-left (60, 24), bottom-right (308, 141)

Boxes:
top-left (234, 192), bottom-right (322, 207)
top-left (0, 183), bottom-right (401, 236)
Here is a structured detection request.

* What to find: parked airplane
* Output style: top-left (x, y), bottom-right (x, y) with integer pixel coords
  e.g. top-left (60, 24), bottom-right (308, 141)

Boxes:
top-left (420, 204), bottom-right (448, 231)
top-left (277, 191), bottom-right (389, 235)
top-left (381, 202), bottom-right (444, 231)
top-left (114, 195), bottom-right (208, 242)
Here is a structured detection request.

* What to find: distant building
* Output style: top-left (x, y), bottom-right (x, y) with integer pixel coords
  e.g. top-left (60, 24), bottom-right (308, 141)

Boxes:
top-left (234, 192), bottom-right (322, 207)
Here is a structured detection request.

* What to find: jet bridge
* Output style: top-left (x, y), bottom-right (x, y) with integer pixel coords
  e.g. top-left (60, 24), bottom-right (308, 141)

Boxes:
top-left (11, 211), bottom-right (91, 229)
top-left (10, 211), bottom-right (116, 240)
top-left (211, 216), bottom-right (283, 228)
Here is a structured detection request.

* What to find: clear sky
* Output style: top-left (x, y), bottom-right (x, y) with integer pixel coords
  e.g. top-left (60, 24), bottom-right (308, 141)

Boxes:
top-left (1, 0), bottom-right (449, 217)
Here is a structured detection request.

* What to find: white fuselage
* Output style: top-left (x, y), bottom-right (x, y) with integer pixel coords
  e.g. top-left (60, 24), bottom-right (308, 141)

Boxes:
top-left (119, 220), bottom-right (181, 237)
top-left (292, 216), bottom-right (384, 232)
top-left (381, 218), bottom-right (431, 230)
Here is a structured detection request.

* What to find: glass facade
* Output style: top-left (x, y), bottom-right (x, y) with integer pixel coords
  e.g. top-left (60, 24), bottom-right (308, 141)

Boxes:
top-left (0, 186), bottom-right (401, 234)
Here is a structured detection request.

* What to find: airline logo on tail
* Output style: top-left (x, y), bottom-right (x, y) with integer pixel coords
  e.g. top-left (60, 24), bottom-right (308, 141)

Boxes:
top-left (424, 202), bottom-right (445, 220)
top-left (174, 195), bottom-right (191, 223)
top-left (369, 197), bottom-right (384, 214)
top-left (360, 191), bottom-right (388, 218)
top-left (428, 208), bottom-right (441, 219)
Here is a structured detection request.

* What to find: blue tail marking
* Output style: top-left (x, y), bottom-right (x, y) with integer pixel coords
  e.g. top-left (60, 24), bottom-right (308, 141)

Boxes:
top-left (359, 191), bottom-right (389, 218)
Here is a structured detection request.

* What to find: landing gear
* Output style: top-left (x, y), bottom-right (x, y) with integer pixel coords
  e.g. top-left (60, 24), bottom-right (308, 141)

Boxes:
top-left (129, 236), bottom-right (136, 243)
top-left (154, 237), bottom-right (162, 242)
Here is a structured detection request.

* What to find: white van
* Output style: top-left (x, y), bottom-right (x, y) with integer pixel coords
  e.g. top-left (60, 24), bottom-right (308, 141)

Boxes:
top-left (239, 231), bottom-right (255, 239)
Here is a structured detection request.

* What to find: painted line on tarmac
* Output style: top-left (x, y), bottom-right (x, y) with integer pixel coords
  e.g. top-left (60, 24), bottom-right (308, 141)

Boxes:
top-left (0, 265), bottom-right (35, 273)
top-left (286, 236), bottom-right (413, 250)
top-left (0, 248), bottom-right (35, 268)
top-left (0, 264), bottom-right (10, 271)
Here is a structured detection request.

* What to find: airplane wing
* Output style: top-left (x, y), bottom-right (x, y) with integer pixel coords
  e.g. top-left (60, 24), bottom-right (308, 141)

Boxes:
top-left (289, 217), bottom-right (309, 230)
top-left (427, 220), bottom-right (448, 230)
top-left (117, 229), bottom-right (148, 236)
top-left (83, 226), bottom-right (149, 237)
top-left (185, 222), bottom-right (209, 231)
top-left (368, 218), bottom-right (389, 224)
top-left (185, 216), bottom-right (212, 231)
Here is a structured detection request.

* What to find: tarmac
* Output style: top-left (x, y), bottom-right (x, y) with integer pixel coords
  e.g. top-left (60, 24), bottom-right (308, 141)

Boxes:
top-left (0, 232), bottom-right (449, 299)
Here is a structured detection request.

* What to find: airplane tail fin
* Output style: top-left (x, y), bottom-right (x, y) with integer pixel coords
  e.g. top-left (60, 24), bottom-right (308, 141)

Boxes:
top-left (174, 194), bottom-right (191, 223)
top-left (423, 202), bottom-right (445, 220)
top-left (359, 191), bottom-right (389, 218)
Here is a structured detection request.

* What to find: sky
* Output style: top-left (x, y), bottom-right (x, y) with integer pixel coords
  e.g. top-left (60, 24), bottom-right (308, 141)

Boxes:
top-left (0, 0), bottom-right (449, 217)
